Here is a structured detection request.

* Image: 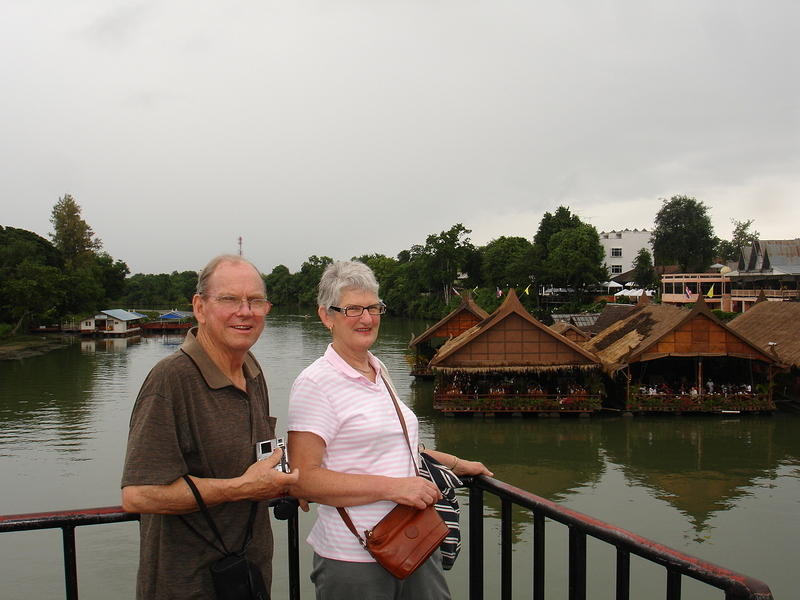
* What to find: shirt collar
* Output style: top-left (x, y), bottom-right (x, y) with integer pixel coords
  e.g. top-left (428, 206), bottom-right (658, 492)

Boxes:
top-left (181, 326), bottom-right (262, 389)
top-left (324, 343), bottom-right (382, 381)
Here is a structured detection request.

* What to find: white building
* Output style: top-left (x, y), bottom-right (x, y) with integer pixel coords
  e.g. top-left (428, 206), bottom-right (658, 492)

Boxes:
top-left (599, 229), bottom-right (652, 276)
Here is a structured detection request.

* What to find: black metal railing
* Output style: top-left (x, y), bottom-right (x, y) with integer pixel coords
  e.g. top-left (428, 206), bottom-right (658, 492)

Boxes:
top-left (0, 499), bottom-right (301, 600)
top-left (0, 481), bottom-right (773, 600)
top-left (465, 476), bottom-right (774, 600)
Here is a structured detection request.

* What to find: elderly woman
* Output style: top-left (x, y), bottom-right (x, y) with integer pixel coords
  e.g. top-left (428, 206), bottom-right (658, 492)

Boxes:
top-left (288, 261), bottom-right (491, 600)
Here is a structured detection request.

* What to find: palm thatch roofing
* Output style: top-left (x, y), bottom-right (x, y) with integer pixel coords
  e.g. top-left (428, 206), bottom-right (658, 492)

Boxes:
top-left (728, 299), bottom-right (800, 367)
top-left (587, 302), bottom-right (640, 335)
top-left (583, 296), bottom-right (777, 374)
top-left (550, 320), bottom-right (591, 342)
top-left (429, 289), bottom-right (601, 373)
top-left (408, 293), bottom-right (490, 348)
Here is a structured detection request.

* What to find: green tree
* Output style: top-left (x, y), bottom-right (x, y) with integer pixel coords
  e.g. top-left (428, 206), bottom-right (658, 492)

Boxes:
top-left (533, 206), bottom-right (582, 252)
top-left (0, 227), bottom-right (65, 332)
top-left (417, 223), bottom-right (475, 304)
top-left (632, 248), bottom-right (657, 289)
top-left (263, 265), bottom-right (296, 306)
top-left (480, 236), bottom-right (534, 288)
top-left (651, 195), bottom-right (717, 271)
top-left (295, 255), bottom-right (333, 305)
top-left (715, 219), bottom-right (760, 262)
top-left (93, 253), bottom-right (130, 302)
top-left (544, 224), bottom-right (607, 294)
top-left (49, 194), bottom-right (102, 268)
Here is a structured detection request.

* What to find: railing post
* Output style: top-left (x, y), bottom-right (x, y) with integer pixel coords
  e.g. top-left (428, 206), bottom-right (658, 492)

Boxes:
top-left (501, 499), bottom-right (512, 600)
top-left (287, 505), bottom-right (300, 600)
top-left (568, 525), bottom-right (586, 600)
top-left (469, 484), bottom-right (484, 600)
top-left (616, 548), bottom-right (630, 600)
top-left (62, 526), bottom-right (79, 600)
top-left (666, 569), bottom-right (681, 600)
top-left (533, 512), bottom-right (545, 600)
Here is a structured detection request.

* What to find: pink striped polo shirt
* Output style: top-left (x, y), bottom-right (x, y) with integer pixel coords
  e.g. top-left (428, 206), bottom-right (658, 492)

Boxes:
top-left (288, 344), bottom-right (420, 562)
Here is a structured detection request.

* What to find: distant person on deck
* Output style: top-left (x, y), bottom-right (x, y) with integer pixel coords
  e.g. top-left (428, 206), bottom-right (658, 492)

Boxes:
top-left (121, 254), bottom-right (298, 599)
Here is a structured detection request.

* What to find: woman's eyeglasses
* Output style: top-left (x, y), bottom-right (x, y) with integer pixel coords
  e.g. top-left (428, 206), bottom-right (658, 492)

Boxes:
top-left (329, 303), bottom-right (386, 318)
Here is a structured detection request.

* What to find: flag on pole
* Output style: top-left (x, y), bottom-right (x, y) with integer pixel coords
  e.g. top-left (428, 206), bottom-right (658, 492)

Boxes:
top-left (523, 284), bottom-right (530, 295)
top-left (706, 284), bottom-right (715, 298)
top-left (496, 287), bottom-right (503, 298)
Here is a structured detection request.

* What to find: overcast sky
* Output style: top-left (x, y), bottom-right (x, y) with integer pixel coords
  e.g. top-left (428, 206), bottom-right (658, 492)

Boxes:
top-left (2, 1), bottom-right (798, 275)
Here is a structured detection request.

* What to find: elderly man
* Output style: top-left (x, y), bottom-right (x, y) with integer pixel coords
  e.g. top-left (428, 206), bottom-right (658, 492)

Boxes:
top-left (122, 254), bottom-right (297, 599)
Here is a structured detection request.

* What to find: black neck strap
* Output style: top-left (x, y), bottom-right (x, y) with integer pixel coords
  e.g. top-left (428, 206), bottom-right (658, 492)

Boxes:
top-left (180, 474), bottom-right (258, 556)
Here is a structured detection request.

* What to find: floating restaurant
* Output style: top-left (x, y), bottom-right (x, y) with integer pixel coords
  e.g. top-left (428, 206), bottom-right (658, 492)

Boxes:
top-left (408, 292), bottom-right (489, 377)
top-left (430, 289), bottom-right (604, 415)
top-left (79, 309), bottom-right (145, 337)
top-left (582, 296), bottom-right (778, 413)
top-left (727, 297), bottom-right (800, 406)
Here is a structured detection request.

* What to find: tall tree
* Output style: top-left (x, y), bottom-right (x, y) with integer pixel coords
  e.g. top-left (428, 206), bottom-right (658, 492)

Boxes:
top-left (417, 224), bottom-right (475, 304)
top-left (533, 206), bottom-right (582, 252)
top-left (480, 236), bottom-right (533, 288)
top-left (49, 194), bottom-right (102, 268)
top-left (632, 248), bottom-right (657, 289)
top-left (715, 219), bottom-right (760, 262)
top-left (651, 195), bottom-right (717, 272)
top-left (544, 224), bottom-right (607, 293)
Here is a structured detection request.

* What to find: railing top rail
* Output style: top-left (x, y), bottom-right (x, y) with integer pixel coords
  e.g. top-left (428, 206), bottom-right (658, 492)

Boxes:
top-left (0, 506), bottom-right (138, 532)
top-left (468, 476), bottom-right (773, 599)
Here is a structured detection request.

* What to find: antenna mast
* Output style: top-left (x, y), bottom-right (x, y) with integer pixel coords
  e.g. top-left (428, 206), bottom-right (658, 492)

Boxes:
top-left (238, 236), bottom-right (243, 256)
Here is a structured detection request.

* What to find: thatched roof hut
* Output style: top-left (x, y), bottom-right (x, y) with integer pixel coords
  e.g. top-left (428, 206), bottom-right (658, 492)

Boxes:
top-left (584, 296), bottom-right (775, 374)
top-left (728, 300), bottom-right (800, 368)
top-left (430, 289), bottom-right (601, 373)
top-left (409, 293), bottom-right (489, 348)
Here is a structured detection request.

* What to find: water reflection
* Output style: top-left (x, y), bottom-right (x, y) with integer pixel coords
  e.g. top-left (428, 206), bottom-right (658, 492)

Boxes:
top-left (602, 416), bottom-right (800, 535)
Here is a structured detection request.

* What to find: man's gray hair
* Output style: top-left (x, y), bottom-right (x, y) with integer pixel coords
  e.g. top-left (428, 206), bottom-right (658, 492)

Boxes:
top-left (317, 261), bottom-right (380, 309)
top-left (196, 254), bottom-right (266, 296)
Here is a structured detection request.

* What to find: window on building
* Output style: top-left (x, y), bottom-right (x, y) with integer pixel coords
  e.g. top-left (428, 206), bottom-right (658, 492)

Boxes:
top-left (611, 248), bottom-right (622, 257)
top-left (611, 265), bottom-right (623, 274)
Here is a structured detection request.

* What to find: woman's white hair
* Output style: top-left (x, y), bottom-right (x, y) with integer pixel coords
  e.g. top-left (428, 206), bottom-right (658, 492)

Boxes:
top-left (317, 261), bottom-right (380, 310)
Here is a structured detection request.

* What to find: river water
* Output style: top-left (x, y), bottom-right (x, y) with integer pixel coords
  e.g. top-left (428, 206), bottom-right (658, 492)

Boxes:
top-left (0, 314), bottom-right (798, 599)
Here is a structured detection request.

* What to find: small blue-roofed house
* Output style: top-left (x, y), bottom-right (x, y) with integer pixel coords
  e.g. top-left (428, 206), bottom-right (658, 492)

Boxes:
top-left (80, 309), bottom-right (144, 336)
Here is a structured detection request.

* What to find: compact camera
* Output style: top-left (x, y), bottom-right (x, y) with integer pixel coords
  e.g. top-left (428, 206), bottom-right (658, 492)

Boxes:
top-left (255, 437), bottom-right (290, 473)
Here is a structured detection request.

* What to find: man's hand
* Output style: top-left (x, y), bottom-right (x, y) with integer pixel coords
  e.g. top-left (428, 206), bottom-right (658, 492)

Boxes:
top-left (241, 448), bottom-right (300, 500)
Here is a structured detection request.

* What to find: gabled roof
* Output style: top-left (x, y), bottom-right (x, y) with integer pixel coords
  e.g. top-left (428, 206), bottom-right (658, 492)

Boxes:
top-left (728, 300), bottom-right (800, 367)
top-left (730, 239), bottom-right (800, 277)
top-left (584, 296), bottom-right (776, 373)
top-left (429, 289), bottom-right (600, 372)
top-left (409, 293), bottom-right (489, 347)
top-left (98, 309), bottom-right (144, 322)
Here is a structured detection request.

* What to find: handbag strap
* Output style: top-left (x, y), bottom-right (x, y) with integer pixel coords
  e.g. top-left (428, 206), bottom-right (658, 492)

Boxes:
top-left (337, 369), bottom-right (419, 544)
top-left (180, 474), bottom-right (258, 556)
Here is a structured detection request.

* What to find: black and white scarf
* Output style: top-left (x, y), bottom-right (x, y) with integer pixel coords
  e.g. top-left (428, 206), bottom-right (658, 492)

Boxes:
top-left (419, 452), bottom-right (463, 570)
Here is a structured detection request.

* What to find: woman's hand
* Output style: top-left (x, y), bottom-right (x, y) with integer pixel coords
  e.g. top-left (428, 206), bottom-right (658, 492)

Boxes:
top-left (452, 459), bottom-right (493, 478)
top-left (387, 476), bottom-right (442, 509)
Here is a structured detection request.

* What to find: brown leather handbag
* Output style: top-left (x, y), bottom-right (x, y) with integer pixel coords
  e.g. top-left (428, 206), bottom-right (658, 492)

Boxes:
top-left (337, 374), bottom-right (448, 579)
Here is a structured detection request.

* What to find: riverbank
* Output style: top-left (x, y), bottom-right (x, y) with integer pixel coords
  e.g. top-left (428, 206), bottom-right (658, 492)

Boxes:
top-left (0, 335), bottom-right (74, 360)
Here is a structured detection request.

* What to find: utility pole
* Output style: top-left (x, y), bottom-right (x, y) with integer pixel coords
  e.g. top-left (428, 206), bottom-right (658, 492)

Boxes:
top-left (238, 236), bottom-right (243, 256)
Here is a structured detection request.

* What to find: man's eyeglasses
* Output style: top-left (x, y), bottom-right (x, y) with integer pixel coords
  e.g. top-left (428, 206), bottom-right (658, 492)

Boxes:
top-left (329, 303), bottom-right (386, 318)
top-left (205, 295), bottom-right (272, 315)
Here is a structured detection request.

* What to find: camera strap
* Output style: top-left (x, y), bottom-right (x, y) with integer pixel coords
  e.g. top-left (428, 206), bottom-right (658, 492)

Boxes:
top-left (180, 474), bottom-right (258, 557)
